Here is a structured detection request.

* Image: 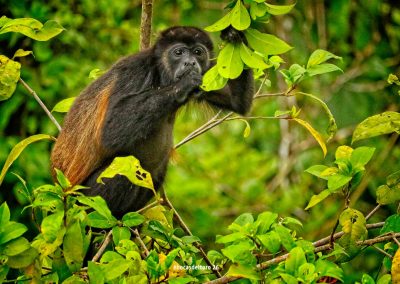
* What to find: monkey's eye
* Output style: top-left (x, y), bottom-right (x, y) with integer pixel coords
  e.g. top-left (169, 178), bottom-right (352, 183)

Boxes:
top-left (174, 48), bottom-right (184, 56)
top-left (193, 48), bottom-right (204, 56)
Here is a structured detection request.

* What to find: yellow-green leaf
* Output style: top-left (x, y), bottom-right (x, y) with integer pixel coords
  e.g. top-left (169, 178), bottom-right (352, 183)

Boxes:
top-left (96, 156), bottom-right (156, 197)
top-left (217, 43), bottom-right (243, 79)
top-left (88, 68), bottom-right (105, 80)
top-left (307, 49), bottom-right (342, 68)
top-left (352, 111), bottom-right (400, 143)
top-left (204, 11), bottom-right (232, 32)
top-left (201, 65), bottom-right (228, 91)
top-left (52, 97), bottom-right (76, 113)
top-left (239, 42), bottom-right (269, 69)
top-left (239, 119), bottom-right (251, 138)
top-left (335, 145), bottom-right (353, 160)
top-left (392, 248), bottom-right (400, 283)
top-left (339, 208), bottom-right (367, 240)
top-left (0, 55), bottom-right (21, 101)
top-left (292, 118), bottom-right (327, 157)
top-left (376, 184), bottom-right (400, 205)
top-left (265, 2), bottom-right (296, 15)
top-left (226, 263), bottom-right (260, 280)
top-left (12, 49), bottom-right (33, 59)
top-left (0, 134), bottom-right (55, 186)
top-left (0, 16), bottom-right (64, 41)
top-left (305, 189), bottom-right (331, 210)
top-left (231, 0), bottom-right (251, 31)
top-left (245, 28), bottom-right (293, 56)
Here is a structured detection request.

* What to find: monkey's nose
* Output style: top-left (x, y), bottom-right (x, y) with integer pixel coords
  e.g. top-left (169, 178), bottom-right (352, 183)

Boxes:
top-left (184, 61), bottom-right (196, 66)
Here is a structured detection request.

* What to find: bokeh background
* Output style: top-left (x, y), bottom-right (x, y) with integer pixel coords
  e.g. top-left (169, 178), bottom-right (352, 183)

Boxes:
top-left (1, 0), bottom-right (399, 280)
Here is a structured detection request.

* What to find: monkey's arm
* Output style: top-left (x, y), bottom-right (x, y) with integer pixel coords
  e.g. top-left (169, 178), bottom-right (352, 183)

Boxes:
top-left (200, 70), bottom-right (254, 115)
top-left (102, 71), bottom-right (200, 151)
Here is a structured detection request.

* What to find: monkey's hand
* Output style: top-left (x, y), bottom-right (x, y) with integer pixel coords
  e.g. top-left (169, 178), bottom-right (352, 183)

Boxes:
top-left (174, 70), bottom-right (203, 104)
top-left (220, 26), bottom-right (246, 44)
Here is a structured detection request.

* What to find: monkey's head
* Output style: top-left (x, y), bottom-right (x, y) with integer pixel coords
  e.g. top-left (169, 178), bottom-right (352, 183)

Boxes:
top-left (154, 26), bottom-right (213, 84)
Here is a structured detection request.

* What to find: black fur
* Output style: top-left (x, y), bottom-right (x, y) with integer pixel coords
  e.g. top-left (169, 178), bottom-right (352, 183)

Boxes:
top-left (80, 26), bottom-right (254, 217)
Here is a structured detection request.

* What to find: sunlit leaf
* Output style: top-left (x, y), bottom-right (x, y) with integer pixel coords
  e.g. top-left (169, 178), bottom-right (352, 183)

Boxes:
top-left (88, 68), bottom-right (105, 80)
top-left (285, 247), bottom-right (306, 275)
top-left (376, 184), bottom-right (400, 205)
top-left (0, 16), bottom-right (64, 41)
top-left (292, 118), bottom-right (327, 157)
top-left (96, 156), bottom-right (155, 196)
top-left (217, 43), bottom-right (243, 79)
top-left (122, 212), bottom-right (145, 227)
top-left (239, 42), bottom-right (269, 69)
top-left (201, 65), bottom-right (228, 91)
top-left (226, 263), bottom-right (260, 280)
top-left (306, 63), bottom-right (342, 77)
top-left (305, 189), bottom-right (331, 210)
top-left (0, 134), bottom-right (55, 186)
top-left (0, 55), bottom-right (21, 101)
top-left (307, 49), bottom-right (342, 68)
top-left (52, 97), bottom-right (76, 113)
top-left (204, 11), bottom-right (232, 32)
top-left (265, 2), bottom-right (296, 15)
top-left (352, 111), bottom-right (400, 143)
top-left (12, 49), bottom-right (33, 59)
top-left (245, 28), bottom-right (293, 56)
top-left (64, 221), bottom-right (84, 272)
top-left (230, 0), bottom-right (251, 30)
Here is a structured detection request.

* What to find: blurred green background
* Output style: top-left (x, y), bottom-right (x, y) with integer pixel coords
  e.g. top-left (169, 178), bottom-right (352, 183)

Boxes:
top-left (1, 0), bottom-right (399, 279)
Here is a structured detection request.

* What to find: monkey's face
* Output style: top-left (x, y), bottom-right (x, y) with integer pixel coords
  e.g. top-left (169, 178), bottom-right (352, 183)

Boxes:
top-left (166, 43), bottom-right (210, 81)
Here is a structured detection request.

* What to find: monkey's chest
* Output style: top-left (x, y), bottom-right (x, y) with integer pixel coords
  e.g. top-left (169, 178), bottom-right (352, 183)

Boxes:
top-left (132, 118), bottom-right (174, 175)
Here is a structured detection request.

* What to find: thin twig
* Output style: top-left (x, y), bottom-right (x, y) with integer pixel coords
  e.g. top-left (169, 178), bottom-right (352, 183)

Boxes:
top-left (136, 200), bottom-right (160, 214)
top-left (365, 204), bottom-right (381, 221)
top-left (161, 187), bottom-right (221, 278)
top-left (132, 228), bottom-right (150, 257)
top-left (19, 78), bottom-right (62, 131)
top-left (139, 0), bottom-right (153, 50)
top-left (371, 245), bottom-right (393, 259)
top-left (92, 230), bottom-right (113, 262)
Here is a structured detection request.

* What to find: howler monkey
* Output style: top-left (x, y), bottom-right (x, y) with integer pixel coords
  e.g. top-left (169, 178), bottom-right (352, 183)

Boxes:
top-left (51, 26), bottom-right (254, 217)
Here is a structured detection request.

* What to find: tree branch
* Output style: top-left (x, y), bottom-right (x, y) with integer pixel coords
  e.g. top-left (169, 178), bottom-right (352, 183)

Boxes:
top-left (139, 0), bottom-right (153, 50)
top-left (92, 230), bottom-right (113, 262)
top-left (19, 78), bottom-right (62, 131)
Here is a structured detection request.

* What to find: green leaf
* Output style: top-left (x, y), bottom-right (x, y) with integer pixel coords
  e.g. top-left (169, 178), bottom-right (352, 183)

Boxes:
top-left (88, 262), bottom-right (105, 284)
top-left (112, 226), bottom-right (131, 245)
top-left (239, 119), bottom-right (251, 138)
top-left (381, 214), bottom-right (400, 234)
top-left (216, 232), bottom-right (246, 244)
top-left (226, 263), bottom-right (260, 280)
top-left (305, 189), bottom-right (331, 210)
top-left (339, 208), bottom-right (367, 240)
top-left (204, 11), bottom-right (232, 32)
top-left (335, 145), bottom-right (353, 160)
top-left (239, 42), bottom-right (269, 69)
top-left (77, 195), bottom-right (114, 221)
top-left (64, 221), bottom-right (84, 272)
top-left (327, 174), bottom-right (352, 191)
top-left (377, 274), bottom-right (392, 284)
top-left (102, 259), bottom-right (131, 281)
top-left (2, 237), bottom-right (30, 256)
top-left (315, 259), bottom-right (344, 282)
top-left (0, 265), bottom-right (9, 283)
top-left (292, 118), bottom-right (327, 157)
top-left (257, 231), bottom-right (281, 254)
top-left (306, 63), bottom-right (342, 77)
top-left (0, 222), bottom-right (28, 245)
top-left (285, 247), bottom-right (306, 276)
top-left (388, 73), bottom-right (400, 85)
top-left (297, 92), bottom-right (337, 141)
top-left (207, 250), bottom-right (224, 264)
top-left (232, 212), bottom-right (254, 227)
top-left (377, 185), bottom-right (400, 205)
top-left (41, 211), bottom-right (64, 242)
top-left (0, 55), bottom-right (21, 101)
top-left (352, 111), bottom-right (400, 143)
top-left (0, 134), bottom-right (55, 186)
top-left (350, 147), bottom-right (375, 168)
top-left (96, 156), bottom-right (156, 196)
top-left (12, 49), bottom-right (33, 59)
top-left (0, 202), bottom-right (10, 226)
top-left (115, 239), bottom-right (139, 256)
top-left (387, 170), bottom-right (400, 187)
top-left (305, 165), bottom-right (329, 179)
top-left (201, 65), bottom-right (228, 91)
top-left (6, 247), bottom-right (38, 269)
top-left (52, 97), bottom-right (76, 113)
top-left (217, 43), bottom-right (243, 79)
top-left (221, 241), bottom-right (256, 265)
top-left (255, 211), bottom-right (278, 233)
top-left (88, 68), bottom-right (105, 80)
top-left (307, 49), bottom-right (342, 68)
top-left (275, 225), bottom-right (296, 251)
top-left (230, 0), bottom-right (251, 30)
top-left (87, 211), bottom-right (117, 229)
top-left (362, 274), bottom-right (375, 284)
top-left (0, 16), bottom-right (64, 41)
top-left (245, 28), bottom-right (293, 56)
top-left (265, 2), bottom-right (296, 15)
top-left (122, 212), bottom-right (145, 227)
top-left (250, 2), bottom-right (268, 20)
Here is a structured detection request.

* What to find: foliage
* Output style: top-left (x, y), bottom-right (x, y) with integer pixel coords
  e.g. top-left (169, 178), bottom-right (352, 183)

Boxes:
top-left (1, 0), bottom-right (400, 283)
